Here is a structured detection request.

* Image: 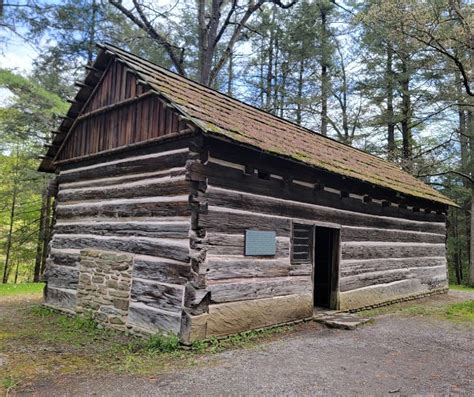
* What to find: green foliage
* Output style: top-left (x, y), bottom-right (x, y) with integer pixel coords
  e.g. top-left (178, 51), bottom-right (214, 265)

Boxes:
top-left (0, 69), bottom-right (67, 284)
top-left (1, 376), bottom-right (18, 394)
top-left (143, 333), bottom-right (181, 353)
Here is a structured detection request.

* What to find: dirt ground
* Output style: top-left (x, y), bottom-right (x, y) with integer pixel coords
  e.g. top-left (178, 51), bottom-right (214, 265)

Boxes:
top-left (2, 290), bottom-right (473, 396)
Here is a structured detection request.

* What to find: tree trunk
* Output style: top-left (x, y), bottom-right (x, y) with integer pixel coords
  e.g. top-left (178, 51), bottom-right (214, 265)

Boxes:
top-left (452, 209), bottom-right (462, 284)
top-left (14, 260), bottom-right (19, 284)
top-left (227, 49), bottom-right (234, 96)
top-left (400, 54), bottom-right (412, 170)
top-left (279, 61), bottom-right (288, 119)
top-left (87, 0), bottom-right (98, 64)
top-left (386, 44), bottom-right (396, 160)
top-left (2, 184), bottom-right (17, 284)
top-left (33, 185), bottom-right (48, 282)
top-left (272, 34), bottom-right (280, 115)
top-left (468, 23), bottom-right (473, 285)
top-left (296, 56), bottom-right (304, 125)
top-left (470, 186), bottom-right (474, 285)
top-left (197, 0), bottom-right (221, 86)
top-left (40, 185), bottom-right (53, 277)
top-left (320, 4), bottom-right (329, 136)
top-left (265, 9), bottom-right (276, 112)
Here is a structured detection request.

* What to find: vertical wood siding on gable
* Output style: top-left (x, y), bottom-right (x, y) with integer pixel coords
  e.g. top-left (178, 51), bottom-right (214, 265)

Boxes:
top-left (57, 60), bottom-right (185, 161)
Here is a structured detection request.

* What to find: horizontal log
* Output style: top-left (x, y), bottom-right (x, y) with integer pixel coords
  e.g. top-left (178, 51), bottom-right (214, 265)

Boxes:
top-left (46, 264), bottom-right (79, 289)
top-left (289, 262), bottom-right (313, 276)
top-left (48, 248), bottom-right (81, 267)
top-left (199, 294), bottom-right (313, 341)
top-left (200, 207), bottom-right (291, 236)
top-left (341, 226), bottom-right (445, 244)
top-left (58, 148), bottom-right (189, 183)
top-left (339, 278), bottom-right (428, 310)
top-left (192, 158), bottom-right (445, 222)
top-left (204, 233), bottom-right (290, 257)
top-left (340, 269), bottom-right (412, 292)
top-left (206, 187), bottom-right (446, 234)
top-left (60, 167), bottom-right (186, 190)
top-left (55, 221), bottom-right (190, 239)
top-left (207, 276), bottom-right (312, 303)
top-left (341, 242), bottom-right (446, 260)
top-left (127, 302), bottom-right (181, 334)
top-left (340, 256), bottom-right (447, 277)
top-left (205, 137), bottom-right (447, 215)
top-left (205, 257), bottom-right (292, 280)
top-left (133, 255), bottom-right (191, 285)
top-left (51, 234), bottom-right (190, 262)
top-left (131, 278), bottom-right (184, 313)
top-left (56, 196), bottom-right (190, 219)
top-left (409, 265), bottom-right (448, 287)
top-left (44, 286), bottom-right (76, 311)
top-left (57, 176), bottom-right (189, 203)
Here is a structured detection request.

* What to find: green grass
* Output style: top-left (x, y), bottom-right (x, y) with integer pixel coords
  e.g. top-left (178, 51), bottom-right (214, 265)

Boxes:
top-left (445, 300), bottom-right (474, 322)
top-left (362, 298), bottom-right (474, 323)
top-left (0, 283), bottom-right (44, 296)
top-left (449, 284), bottom-right (474, 292)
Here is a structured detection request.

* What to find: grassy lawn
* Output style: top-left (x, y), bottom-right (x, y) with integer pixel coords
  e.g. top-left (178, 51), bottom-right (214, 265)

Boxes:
top-left (449, 284), bottom-right (474, 292)
top-left (0, 283), bottom-right (45, 297)
top-left (361, 294), bottom-right (474, 322)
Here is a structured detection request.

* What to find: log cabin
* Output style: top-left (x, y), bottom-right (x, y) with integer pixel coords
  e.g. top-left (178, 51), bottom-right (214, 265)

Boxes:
top-left (39, 43), bottom-right (456, 343)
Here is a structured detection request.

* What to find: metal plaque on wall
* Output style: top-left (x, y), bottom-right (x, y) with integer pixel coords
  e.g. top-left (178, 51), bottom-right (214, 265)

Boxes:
top-left (245, 230), bottom-right (277, 256)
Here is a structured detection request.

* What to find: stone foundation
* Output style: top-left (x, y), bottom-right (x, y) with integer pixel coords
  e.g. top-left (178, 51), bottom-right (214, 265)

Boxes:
top-left (76, 249), bottom-right (133, 331)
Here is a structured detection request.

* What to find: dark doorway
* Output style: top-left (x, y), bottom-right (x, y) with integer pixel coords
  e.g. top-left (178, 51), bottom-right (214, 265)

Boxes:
top-left (313, 226), bottom-right (339, 309)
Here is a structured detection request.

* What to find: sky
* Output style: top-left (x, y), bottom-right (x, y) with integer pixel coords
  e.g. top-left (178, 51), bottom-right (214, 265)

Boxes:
top-left (0, 28), bottom-right (39, 74)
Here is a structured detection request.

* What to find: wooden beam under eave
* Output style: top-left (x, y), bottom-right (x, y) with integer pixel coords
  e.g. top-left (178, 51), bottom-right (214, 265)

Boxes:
top-left (85, 65), bottom-right (100, 73)
top-left (74, 81), bottom-right (89, 89)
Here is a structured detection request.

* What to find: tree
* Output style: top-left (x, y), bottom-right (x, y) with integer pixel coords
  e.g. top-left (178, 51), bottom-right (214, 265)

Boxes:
top-left (109, 0), bottom-right (297, 86)
top-left (0, 69), bottom-right (67, 283)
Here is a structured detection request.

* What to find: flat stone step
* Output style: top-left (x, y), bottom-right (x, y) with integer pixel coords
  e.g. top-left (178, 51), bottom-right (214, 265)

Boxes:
top-left (313, 310), bottom-right (372, 330)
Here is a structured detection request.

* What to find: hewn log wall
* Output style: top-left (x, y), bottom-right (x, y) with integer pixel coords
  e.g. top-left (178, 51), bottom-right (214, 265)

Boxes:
top-left (181, 137), bottom-right (448, 340)
top-left (45, 140), bottom-right (194, 334)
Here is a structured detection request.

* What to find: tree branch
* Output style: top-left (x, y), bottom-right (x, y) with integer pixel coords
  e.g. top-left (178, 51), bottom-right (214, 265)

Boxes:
top-left (109, 0), bottom-right (186, 76)
top-left (418, 170), bottom-right (473, 184)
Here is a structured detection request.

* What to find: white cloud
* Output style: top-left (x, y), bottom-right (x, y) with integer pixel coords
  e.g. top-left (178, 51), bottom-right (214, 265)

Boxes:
top-left (0, 31), bottom-right (39, 75)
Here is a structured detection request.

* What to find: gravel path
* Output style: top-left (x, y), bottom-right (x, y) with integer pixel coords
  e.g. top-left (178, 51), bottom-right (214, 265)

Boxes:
top-left (13, 291), bottom-right (474, 396)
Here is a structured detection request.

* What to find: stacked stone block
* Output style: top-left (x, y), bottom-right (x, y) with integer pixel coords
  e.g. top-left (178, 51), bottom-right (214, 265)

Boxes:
top-left (76, 249), bottom-right (133, 330)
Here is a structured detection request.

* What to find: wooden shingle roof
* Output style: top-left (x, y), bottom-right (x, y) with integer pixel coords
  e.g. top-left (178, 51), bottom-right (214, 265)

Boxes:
top-left (41, 44), bottom-right (455, 207)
